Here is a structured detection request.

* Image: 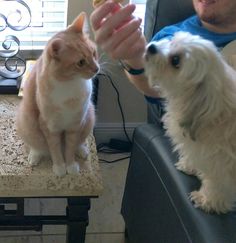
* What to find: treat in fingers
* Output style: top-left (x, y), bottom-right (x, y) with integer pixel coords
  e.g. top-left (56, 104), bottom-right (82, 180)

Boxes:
top-left (93, 0), bottom-right (123, 8)
top-left (93, 0), bottom-right (135, 31)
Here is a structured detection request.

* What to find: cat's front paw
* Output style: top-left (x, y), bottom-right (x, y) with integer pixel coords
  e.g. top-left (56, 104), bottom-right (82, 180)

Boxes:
top-left (53, 163), bottom-right (66, 177)
top-left (67, 162), bottom-right (80, 175)
top-left (28, 149), bottom-right (43, 166)
top-left (76, 145), bottom-right (89, 160)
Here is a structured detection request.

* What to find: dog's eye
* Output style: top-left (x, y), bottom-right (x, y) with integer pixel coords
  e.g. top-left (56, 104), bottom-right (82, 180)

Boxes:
top-left (170, 55), bottom-right (181, 68)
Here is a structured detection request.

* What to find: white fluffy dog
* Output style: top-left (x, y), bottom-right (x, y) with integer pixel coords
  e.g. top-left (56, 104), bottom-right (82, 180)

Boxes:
top-left (144, 31), bottom-right (236, 214)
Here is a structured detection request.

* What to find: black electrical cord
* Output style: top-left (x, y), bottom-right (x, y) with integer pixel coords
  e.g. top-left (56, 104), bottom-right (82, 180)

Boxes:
top-left (97, 143), bottom-right (125, 154)
top-left (99, 155), bottom-right (131, 164)
top-left (96, 72), bottom-right (132, 163)
top-left (96, 73), bottom-right (132, 144)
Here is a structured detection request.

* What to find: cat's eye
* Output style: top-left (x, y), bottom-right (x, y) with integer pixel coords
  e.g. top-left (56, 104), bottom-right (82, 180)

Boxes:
top-left (77, 59), bottom-right (86, 67)
top-left (170, 55), bottom-right (181, 68)
top-left (93, 50), bottom-right (97, 59)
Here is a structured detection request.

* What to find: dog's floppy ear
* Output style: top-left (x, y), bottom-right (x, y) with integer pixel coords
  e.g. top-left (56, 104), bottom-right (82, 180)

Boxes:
top-left (179, 120), bottom-right (198, 141)
top-left (179, 79), bottom-right (222, 141)
top-left (179, 111), bottom-right (205, 141)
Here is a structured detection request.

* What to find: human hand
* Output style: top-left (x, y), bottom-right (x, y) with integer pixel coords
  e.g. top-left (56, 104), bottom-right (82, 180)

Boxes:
top-left (90, 1), bottom-right (146, 62)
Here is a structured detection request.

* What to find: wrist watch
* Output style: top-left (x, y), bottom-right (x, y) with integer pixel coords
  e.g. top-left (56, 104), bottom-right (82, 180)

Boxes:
top-left (119, 60), bottom-right (145, 75)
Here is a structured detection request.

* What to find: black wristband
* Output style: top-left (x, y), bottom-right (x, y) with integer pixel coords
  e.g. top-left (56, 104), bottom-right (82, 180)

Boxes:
top-left (119, 60), bottom-right (145, 75)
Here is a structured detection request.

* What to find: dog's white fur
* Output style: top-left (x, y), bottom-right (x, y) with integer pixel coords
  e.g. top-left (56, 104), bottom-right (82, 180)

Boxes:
top-left (144, 31), bottom-right (236, 214)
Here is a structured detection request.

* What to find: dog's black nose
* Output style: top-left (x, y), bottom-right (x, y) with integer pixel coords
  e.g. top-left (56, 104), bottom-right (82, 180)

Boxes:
top-left (147, 43), bottom-right (158, 55)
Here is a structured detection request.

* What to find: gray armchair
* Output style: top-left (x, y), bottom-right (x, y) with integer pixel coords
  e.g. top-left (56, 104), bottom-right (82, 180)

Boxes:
top-left (121, 1), bottom-right (236, 243)
top-left (144, 0), bottom-right (194, 42)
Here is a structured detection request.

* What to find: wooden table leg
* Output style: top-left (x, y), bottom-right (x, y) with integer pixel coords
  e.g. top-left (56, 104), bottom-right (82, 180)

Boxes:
top-left (66, 197), bottom-right (91, 243)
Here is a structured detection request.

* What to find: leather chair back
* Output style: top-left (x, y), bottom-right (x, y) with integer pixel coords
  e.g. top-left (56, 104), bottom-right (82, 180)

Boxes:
top-left (144, 0), bottom-right (195, 41)
top-left (144, 0), bottom-right (195, 123)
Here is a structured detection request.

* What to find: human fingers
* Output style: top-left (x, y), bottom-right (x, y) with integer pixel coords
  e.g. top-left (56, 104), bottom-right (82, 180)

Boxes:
top-left (90, 1), bottom-right (118, 31)
top-left (111, 28), bottom-right (146, 60)
top-left (94, 4), bottom-right (136, 45)
top-left (102, 17), bottom-right (142, 55)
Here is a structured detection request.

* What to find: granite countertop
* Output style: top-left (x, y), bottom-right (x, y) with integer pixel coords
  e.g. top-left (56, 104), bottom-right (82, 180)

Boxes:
top-left (0, 95), bottom-right (103, 197)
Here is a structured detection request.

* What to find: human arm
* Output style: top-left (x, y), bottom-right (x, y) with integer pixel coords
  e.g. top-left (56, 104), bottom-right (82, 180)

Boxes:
top-left (90, 1), bottom-right (161, 98)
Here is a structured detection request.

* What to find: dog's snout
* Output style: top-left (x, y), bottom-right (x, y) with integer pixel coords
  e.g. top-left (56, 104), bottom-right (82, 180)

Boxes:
top-left (147, 43), bottom-right (158, 55)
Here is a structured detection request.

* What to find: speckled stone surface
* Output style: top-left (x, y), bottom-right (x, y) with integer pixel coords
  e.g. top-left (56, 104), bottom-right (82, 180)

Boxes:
top-left (0, 95), bottom-right (103, 197)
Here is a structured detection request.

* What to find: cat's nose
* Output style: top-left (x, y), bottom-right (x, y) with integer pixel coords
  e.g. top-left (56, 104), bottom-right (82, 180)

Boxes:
top-left (92, 63), bottom-right (100, 74)
top-left (147, 43), bottom-right (158, 55)
top-left (94, 66), bottom-right (99, 73)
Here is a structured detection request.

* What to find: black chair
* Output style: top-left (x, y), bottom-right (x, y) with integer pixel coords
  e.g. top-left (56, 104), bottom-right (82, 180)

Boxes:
top-left (121, 0), bottom-right (236, 242)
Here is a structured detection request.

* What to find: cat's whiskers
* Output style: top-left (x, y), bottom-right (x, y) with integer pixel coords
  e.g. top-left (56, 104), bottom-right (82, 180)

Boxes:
top-left (98, 63), bottom-right (115, 77)
top-left (97, 53), bottom-right (119, 69)
top-left (97, 63), bottom-right (121, 77)
top-left (97, 52), bottom-right (107, 62)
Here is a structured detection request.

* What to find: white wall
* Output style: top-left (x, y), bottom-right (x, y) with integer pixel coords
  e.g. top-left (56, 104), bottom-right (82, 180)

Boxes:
top-left (67, 0), bottom-right (147, 144)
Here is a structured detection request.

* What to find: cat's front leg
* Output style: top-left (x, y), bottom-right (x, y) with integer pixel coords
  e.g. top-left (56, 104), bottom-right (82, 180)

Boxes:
top-left (49, 134), bottom-right (66, 176)
top-left (50, 136), bottom-right (66, 176)
top-left (65, 131), bottom-right (80, 174)
top-left (44, 131), bottom-right (66, 176)
top-left (40, 119), bottom-right (66, 176)
top-left (28, 148), bottom-right (49, 166)
top-left (74, 103), bottom-right (94, 171)
top-left (76, 144), bottom-right (89, 160)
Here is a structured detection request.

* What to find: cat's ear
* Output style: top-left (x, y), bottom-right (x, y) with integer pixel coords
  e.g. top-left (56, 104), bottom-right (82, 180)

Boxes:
top-left (70, 12), bottom-right (88, 33)
top-left (48, 38), bottom-right (64, 59)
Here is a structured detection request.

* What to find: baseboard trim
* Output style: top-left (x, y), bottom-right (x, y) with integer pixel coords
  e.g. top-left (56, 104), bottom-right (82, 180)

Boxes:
top-left (94, 122), bottom-right (144, 145)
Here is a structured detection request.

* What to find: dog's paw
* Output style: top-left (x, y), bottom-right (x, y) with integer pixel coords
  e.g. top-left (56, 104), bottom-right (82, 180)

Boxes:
top-left (175, 161), bottom-right (197, 176)
top-left (76, 145), bottom-right (89, 160)
top-left (53, 164), bottom-right (67, 177)
top-left (28, 149), bottom-right (43, 166)
top-left (190, 190), bottom-right (208, 209)
top-left (189, 190), bottom-right (232, 214)
top-left (67, 162), bottom-right (80, 175)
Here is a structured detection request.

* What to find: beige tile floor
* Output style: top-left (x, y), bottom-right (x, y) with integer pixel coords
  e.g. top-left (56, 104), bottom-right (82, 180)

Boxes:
top-left (0, 153), bottom-right (130, 243)
top-left (87, 152), bottom-right (130, 243)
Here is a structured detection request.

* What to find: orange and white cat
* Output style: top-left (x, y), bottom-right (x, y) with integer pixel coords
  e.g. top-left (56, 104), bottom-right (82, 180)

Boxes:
top-left (16, 12), bottom-right (99, 176)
